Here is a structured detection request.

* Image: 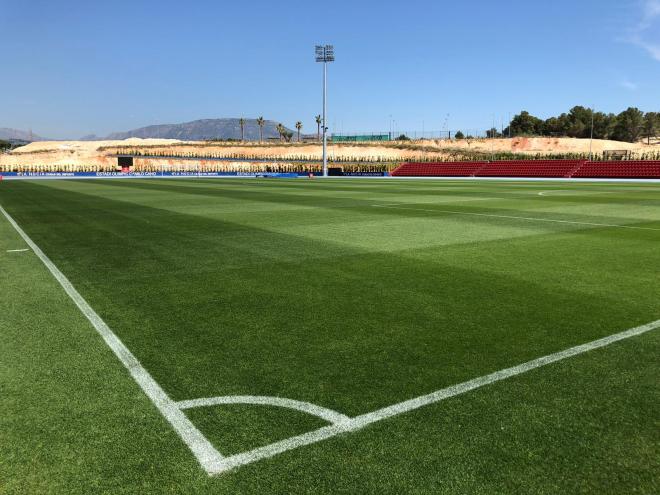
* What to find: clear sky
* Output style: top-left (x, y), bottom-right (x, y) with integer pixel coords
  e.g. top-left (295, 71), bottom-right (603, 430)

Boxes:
top-left (1, 0), bottom-right (659, 139)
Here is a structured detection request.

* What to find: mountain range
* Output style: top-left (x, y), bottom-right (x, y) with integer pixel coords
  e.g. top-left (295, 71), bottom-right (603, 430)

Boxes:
top-left (0, 128), bottom-right (46, 142)
top-left (93, 118), bottom-right (294, 141)
top-left (3, 119), bottom-right (295, 143)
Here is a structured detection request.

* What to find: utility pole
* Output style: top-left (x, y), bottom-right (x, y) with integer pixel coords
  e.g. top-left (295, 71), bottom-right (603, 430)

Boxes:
top-left (315, 45), bottom-right (334, 177)
top-left (589, 106), bottom-right (595, 160)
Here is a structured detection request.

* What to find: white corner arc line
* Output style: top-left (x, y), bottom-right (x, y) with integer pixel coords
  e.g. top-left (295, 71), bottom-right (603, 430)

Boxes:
top-left (177, 395), bottom-right (351, 425)
top-left (0, 205), bottom-right (227, 475)
top-left (371, 204), bottom-right (660, 232)
top-left (214, 318), bottom-right (660, 474)
top-left (6, 248), bottom-right (29, 252)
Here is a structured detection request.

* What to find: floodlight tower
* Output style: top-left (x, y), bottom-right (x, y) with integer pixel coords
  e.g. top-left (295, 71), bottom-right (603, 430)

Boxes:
top-left (315, 45), bottom-right (334, 177)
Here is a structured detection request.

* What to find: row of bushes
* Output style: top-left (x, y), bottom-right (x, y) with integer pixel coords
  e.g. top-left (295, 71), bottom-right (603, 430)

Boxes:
top-left (112, 149), bottom-right (660, 163)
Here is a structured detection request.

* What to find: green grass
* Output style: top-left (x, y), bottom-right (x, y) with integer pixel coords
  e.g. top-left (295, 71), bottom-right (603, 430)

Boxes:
top-left (1, 178), bottom-right (659, 494)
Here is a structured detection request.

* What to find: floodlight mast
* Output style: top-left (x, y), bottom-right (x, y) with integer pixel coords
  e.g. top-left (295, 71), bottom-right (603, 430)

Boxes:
top-left (316, 45), bottom-right (334, 177)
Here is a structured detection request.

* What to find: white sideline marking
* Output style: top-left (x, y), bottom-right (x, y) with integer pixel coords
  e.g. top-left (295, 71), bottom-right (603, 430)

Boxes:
top-left (177, 395), bottom-right (351, 425)
top-left (372, 197), bottom-right (495, 208)
top-left (0, 205), bottom-right (227, 475)
top-left (216, 318), bottom-right (660, 474)
top-left (371, 204), bottom-right (660, 232)
top-left (6, 248), bottom-right (29, 252)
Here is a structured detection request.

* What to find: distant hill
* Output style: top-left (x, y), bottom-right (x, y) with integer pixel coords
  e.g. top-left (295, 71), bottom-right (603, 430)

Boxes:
top-left (102, 119), bottom-right (293, 141)
top-left (0, 128), bottom-right (46, 142)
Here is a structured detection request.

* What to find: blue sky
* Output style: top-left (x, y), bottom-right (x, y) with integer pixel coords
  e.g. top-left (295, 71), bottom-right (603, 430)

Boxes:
top-left (1, 0), bottom-right (659, 139)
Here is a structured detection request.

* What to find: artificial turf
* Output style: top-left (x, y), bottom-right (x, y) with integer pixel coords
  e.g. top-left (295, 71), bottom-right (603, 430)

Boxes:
top-left (1, 177), bottom-right (658, 494)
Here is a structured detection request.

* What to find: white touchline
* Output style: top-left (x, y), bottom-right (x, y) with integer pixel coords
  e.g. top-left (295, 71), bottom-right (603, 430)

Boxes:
top-left (371, 204), bottom-right (660, 232)
top-left (3, 203), bottom-right (659, 477)
top-left (215, 318), bottom-right (660, 474)
top-left (369, 197), bottom-right (496, 207)
top-left (0, 205), bottom-right (227, 475)
top-left (6, 248), bottom-right (29, 252)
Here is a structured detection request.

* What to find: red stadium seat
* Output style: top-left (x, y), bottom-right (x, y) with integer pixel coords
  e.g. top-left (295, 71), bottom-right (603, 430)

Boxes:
top-left (391, 160), bottom-right (660, 179)
top-left (572, 161), bottom-right (660, 178)
top-left (475, 160), bottom-right (583, 178)
top-left (391, 161), bottom-right (488, 177)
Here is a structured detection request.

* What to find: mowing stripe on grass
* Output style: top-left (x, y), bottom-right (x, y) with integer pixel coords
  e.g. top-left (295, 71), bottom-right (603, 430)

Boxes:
top-left (217, 318), bottom-right (660, 474)
top-left (371, 204), bottom-right (660, 232)
top-left (0, 205), bottom-right (226, 475)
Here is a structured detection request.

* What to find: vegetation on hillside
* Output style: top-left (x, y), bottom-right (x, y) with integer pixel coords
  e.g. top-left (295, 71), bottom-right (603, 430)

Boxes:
top-left (503, 107), bottom-right (659, 143)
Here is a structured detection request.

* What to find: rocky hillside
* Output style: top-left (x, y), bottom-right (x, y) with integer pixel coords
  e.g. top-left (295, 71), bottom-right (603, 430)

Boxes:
top-left (0, 128), bottom-right (46, 142)
top-left (102, 119), bottom-right (293, 141)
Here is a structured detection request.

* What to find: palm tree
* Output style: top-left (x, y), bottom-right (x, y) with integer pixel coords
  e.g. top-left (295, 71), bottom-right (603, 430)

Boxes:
top-left (239, 118), bottom-right (245, 141)
top-left (256, 116), bottom-right (265, 143)
top-left (315, 115), bottom-right (322, 141)
top-left (276, 123), bottom-right (284, 142)
top-left (295, 121), bottom-right (303, 142)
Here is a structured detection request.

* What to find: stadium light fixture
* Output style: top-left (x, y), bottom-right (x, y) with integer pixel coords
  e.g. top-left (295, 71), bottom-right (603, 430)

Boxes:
top-left (315, 45), bottom-right (334, 177)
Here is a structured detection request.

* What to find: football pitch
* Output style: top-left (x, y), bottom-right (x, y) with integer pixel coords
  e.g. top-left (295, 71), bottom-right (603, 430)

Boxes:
top-left (1, 178), bottom-right (659, 494)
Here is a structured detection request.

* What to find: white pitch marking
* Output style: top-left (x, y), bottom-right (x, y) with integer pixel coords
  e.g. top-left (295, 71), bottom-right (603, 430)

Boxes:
top-left (214, 318), bottom-right (660, 474)
top-left (6, 248), bottom-right (29, 252)
top-left (538, 190), bottom-right (568, 196)
top-left (372, 197), bottom-right (495, 207)
top-left (177, 395), bottom-right (351, 425)
top-left (371, 204), bottom-right (660, 232)
top-left (537, 190), bottom-right (616, 196)
top-left (0, 205), bottom-right (227, 475)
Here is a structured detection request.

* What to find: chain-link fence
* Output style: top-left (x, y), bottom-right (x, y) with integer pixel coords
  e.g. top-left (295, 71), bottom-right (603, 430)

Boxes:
top-left (330, 129), bottom-right (489, 141)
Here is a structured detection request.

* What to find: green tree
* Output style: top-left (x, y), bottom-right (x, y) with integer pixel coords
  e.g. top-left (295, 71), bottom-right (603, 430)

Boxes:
top-left (256, 117), bottom-right (265, 143)
top-left (612, 107), bottom-right (645, 143)
top-left (643, 112), bottom-right (659, 144)
top-left (564, 106), bottom-right (592, 138)
top-left (486, 127), bottom-right (501, 138)
top-left (239, 118), bottom-right (245, 141)
top-left (591, 112), bottom-right (616, 140)
top-left (276, 123), bottom-right (285, 142)
top-left (295, 121), bottom-right (303, 142)
top-left (454, 130), bottom-right (465, 139)
top-left (503, 106), bottom-right (656, 142)
top-left (315, 115), bottom-right (322, 141)
top-left (509, 111), bottom-right (543, 136)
